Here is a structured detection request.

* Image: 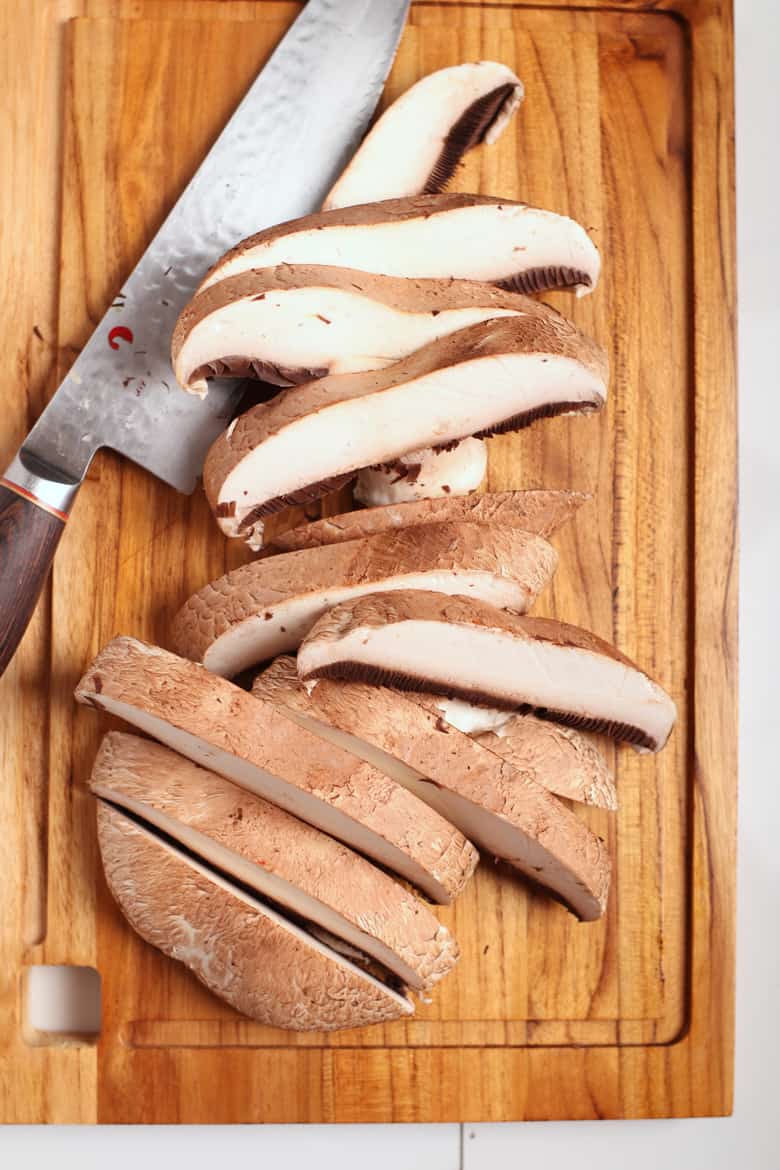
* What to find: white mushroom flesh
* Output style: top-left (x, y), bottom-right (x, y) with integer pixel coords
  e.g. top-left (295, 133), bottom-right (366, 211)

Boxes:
top-left (200, 198), bottom-right (600, 296)
top-left (324, 62), bottom-right (524, 209)
top-left (299, 619), bottom-right (677, 753)
top-left (217, 354), bottom-right (605, 538)
top-left (201, 569), bottom-right (541, 677)
top-left (89, 694), bottom-right (458, 904)
top-left (175, 286), bottom-right (520, 397)
top-left (94, 783), bottom-right (428, 989)
top-left (355, 439), bottom-right (487, 506)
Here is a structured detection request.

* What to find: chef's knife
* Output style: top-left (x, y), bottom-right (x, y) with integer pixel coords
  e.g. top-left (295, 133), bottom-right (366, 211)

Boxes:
top-left (0, 0), bottom-right (410, 676)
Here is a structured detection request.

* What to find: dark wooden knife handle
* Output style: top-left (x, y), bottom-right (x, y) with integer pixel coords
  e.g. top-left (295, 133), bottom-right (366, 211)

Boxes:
top-left (0, 481), bottom-right (67, 676)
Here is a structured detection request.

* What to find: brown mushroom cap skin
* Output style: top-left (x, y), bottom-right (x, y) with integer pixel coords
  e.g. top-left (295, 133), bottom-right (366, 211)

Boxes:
top-left (323, 62), bottom-right (524, 210)
top-left (170, 522), bottom-right (557, 676)
top-left (97, 802), bottom-right (413, 1030)
top-left (203, 313), bottom-right (608, 547)
top-left (172, 264), bottom-right (541, 396)
top-left (198, 194), bottom-right (601, 297)
top-left (475, 717), bottom-right (617, 810)
top-left (252, 658), bottom-right (611, 921)
top-left (296, 591), bottom-right (677, 753)
top-left (90, 731), bottom-right (459, 990)
top-left (269, 489), bottom-right (589, 553)
top-left (75, 636), bottom-right (478, 904)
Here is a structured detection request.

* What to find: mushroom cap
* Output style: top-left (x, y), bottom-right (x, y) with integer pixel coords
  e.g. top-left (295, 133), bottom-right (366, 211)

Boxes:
top-left (252, 657), bottom-right (611, 921)
top-left (324, 62), bottom-right (524, 210)
top-left (475, 717), bottom-right (617, 810)
top-left (170, 522), bottom-right (558, 675)
top-left (269, 489), bottom-right (589, 553)
top-left (91, 731), bottom-right (459, 990)
top-left (75, 636), bottom-right (478, 903)
top-left (296, 590), bottom-right (678, 753)
top-left (198, 193), bottom-right (601, 298)
top-left (97, 801), bottom-right (413, 1030)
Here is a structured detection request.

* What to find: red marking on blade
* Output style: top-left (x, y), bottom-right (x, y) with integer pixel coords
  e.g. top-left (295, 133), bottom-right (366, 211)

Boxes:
top-left (108, 325), bottom-right (134, 349)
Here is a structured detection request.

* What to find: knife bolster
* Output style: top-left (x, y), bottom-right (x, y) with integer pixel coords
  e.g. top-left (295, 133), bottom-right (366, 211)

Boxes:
top-left (2, 451), bottom-right (81, 520)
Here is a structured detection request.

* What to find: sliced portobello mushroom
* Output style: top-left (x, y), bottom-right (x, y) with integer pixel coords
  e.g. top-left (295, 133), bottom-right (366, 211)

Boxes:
top-left (406, 698), bottom-right (618, 808)
top-left (98, 802), bottom-right (413, 1030)
top-left (296, 591), bottom-right (678, 753)
top-left (324, 62), bottom-right (524, 210)
top-left (204, 314), bottom-right (608, 548)
top-left (199, 194), bottom-right (600, 297)
top-left (354, 439), bottom-right (487, 507)
top-left (75, 637), bottom-right (478, 903)
top-left (252, 658), bottom-right (610, 921)
top-left (171, 522), bottom-right (557, 676)
top-left (173, 264), bottom-right (532, 397)
top-left (475, 717), bottom-right (617, 810)
top-left (91, 732), bottom-right (459, 990)
top-left (322, 67), bottom-right (523, 490)
top-left (270, 489), bottom-right (588, 553)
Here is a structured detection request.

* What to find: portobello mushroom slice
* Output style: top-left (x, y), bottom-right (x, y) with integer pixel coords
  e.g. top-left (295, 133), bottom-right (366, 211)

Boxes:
top-left (75, 637), bottom-right (478, 903)
top-left (270, 489), bottom-right (588, 553)
top-left (173, 265), bottom-right (532, 397)
top-left (406, 696), bottom-right (618, 805)
top-left (354, 439), bottom-right (487, 507)
top-left (98, 802), bottom-right (413, 1030)
top-left (321, 66), bottom-right (523, 491)
top-left (171, 522), bottom-right (557, 676)
top-left (475, 717), bottom-right (617, 810)
top-left (204, 314), bottom-right (608, 548)
top-left (323, 62), bottom-right (524, 210)
top-left (252, 658), bottom-right (610, 921)
top-left (297, 591), bottom-right (678, 753)
top-left (198, 194), bottom-right (600, 297)
top-left (91, 732), bottom-right (458, 990)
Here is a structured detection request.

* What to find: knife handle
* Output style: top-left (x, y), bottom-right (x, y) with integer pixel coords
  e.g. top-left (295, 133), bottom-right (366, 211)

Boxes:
top-left (0, 455), bottom-right (80, 677)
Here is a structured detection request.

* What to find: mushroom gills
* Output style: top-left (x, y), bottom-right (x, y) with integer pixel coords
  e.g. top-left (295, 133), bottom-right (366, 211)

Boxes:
top-left (198, 194), bottom-right (600, 298)
top-left (296, 591), bottom-right (677, 753)
top-left (91, 733), bottom-right (458, 990)
top-left (98, 802), bottom-right (412, 1030)
top-left (355, 439), bottom-right (487, 506)
top-left (204, 314), bottom-right (608, 548)
top-left (323, 62), bottom-right (524, 209)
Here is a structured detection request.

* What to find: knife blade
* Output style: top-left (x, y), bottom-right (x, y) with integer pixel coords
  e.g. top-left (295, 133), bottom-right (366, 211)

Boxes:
top-left (0, 0), bottom-right (411, 675)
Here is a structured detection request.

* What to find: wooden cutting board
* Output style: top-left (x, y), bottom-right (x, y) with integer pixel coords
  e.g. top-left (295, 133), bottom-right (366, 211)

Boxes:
top-left (0, 0), bottom-right (736, 1123)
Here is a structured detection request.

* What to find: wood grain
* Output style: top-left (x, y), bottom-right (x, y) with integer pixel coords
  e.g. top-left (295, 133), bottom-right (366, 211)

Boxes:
top-left (0, 0), bottom-right (736, 1123)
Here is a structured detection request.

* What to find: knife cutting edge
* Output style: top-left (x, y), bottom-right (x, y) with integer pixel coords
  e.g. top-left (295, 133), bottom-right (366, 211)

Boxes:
top-left (0, 0), bottom-right (411, 676)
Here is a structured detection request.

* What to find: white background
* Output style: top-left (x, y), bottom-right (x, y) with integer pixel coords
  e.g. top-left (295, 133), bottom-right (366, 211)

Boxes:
top-left (3, 0), bottom-right (778, 1162)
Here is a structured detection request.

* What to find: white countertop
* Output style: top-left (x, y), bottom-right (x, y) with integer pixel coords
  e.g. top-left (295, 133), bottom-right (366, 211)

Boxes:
top-left (3, 0), bottom-right (778, 1162)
